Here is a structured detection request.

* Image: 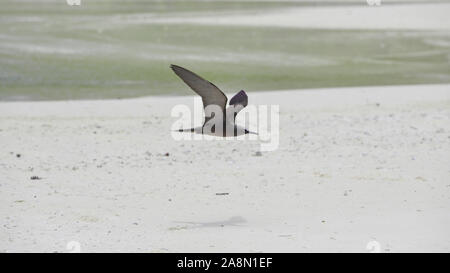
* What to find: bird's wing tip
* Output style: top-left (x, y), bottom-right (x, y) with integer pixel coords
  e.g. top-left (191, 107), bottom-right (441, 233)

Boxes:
top-left (229, 89), bottom-right (248, 106)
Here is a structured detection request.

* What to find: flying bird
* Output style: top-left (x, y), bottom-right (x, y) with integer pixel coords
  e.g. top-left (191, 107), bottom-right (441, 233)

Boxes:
top-left (171, 64), bottom-right (256, 137)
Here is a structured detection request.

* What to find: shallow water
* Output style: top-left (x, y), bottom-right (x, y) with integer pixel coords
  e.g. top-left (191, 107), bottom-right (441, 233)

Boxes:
top-left (0, 0), bottom-right (449, 101)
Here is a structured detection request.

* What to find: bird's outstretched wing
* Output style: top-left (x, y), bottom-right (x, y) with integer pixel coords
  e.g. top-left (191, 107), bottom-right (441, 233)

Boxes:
top-left (171, 64), bottom-right (227, 125)
top-left (226, 90), bottom-right (248, 122)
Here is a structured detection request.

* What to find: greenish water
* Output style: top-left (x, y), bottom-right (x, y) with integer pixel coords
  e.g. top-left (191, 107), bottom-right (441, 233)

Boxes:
top-left (0, 0), bottom-right (449, 100)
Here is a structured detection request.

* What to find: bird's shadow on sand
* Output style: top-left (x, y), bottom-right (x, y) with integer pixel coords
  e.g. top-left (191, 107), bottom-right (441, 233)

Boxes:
top-left (169, 216), bottom-right (246, 231)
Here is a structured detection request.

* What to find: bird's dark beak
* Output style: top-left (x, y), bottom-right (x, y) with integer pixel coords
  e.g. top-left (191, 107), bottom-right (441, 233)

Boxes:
top-left (245, 129), bottom-right (258, 135)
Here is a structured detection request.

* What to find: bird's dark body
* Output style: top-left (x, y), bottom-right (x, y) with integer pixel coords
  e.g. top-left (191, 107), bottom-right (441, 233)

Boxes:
top-left (171, 64), bottom-right (256, 137)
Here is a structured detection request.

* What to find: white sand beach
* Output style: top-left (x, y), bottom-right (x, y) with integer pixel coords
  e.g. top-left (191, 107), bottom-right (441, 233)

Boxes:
top-left (1, 84), bottom-right (449, 252)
